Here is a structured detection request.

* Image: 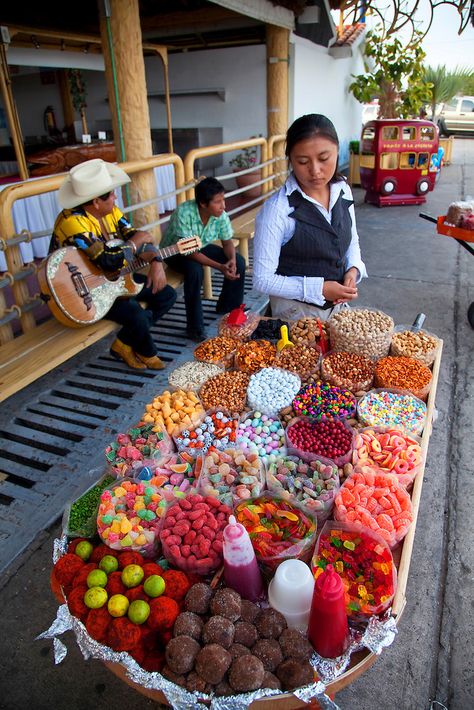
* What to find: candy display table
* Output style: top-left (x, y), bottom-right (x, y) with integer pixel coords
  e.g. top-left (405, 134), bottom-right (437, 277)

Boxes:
top-left (50, 343), bottom-right (442, 708)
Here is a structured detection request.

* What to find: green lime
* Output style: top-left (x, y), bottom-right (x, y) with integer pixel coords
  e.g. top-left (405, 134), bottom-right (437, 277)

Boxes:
top-left (99, 555), bottom-right (119, 574)
top-left (128, 599), bottom-right (150, 625)
top-left (84, 587), bottom-right (108, 609)
top-left (86, 569), bottom-right (108, 589)
top-left (121, 564), bottom-right (144, 589)
top-left (143, 574), bottom-right (165, 598)
top-left (108, 594), bottom-right (129, 618)
top-left (75, 540), bottom-right (93, 561)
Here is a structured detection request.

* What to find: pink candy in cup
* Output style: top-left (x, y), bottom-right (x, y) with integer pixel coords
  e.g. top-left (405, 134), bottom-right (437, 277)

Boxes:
top-left (352, 426), bottom-right (422, 489)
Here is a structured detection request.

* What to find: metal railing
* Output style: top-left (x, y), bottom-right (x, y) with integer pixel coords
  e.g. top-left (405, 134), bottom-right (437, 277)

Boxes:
top-left (0, 136), bottom-right (286, 345)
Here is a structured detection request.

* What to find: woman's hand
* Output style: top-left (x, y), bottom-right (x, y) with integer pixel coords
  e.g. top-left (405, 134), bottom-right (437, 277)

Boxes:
top-left (323, 280), bottom-right (358, 304)
top-left (343, 267), bottom-right (359, 290)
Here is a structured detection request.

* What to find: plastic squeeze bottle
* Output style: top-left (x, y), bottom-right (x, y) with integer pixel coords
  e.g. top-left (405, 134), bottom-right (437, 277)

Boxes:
top-left (308, 564), bottom-right (349, 658)
top-left (223, 515), bottom-right (264, 601)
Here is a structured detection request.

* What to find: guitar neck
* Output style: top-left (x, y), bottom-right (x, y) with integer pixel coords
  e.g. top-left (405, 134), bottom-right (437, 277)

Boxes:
top-left (123, 243), bottom-right (181, 274)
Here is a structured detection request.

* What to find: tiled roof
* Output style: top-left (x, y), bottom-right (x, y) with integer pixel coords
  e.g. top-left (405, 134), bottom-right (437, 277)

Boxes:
top-left (334, 23), bottom-right (366, 46)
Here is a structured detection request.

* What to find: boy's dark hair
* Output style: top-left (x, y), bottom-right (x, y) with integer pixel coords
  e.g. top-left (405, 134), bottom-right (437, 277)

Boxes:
top-left (195, 177), bottom-right (225, 206)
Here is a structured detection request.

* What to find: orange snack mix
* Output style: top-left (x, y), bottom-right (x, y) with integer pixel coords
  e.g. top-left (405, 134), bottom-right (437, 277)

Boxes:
top-left (235, 339), bottom-right (277, 374)
top-left (374, 356), bottom-right (432, 401)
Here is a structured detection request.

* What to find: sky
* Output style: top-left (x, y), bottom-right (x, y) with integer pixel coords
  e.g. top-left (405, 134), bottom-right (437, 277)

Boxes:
top-left (419, 3), bottom-right (474, 71)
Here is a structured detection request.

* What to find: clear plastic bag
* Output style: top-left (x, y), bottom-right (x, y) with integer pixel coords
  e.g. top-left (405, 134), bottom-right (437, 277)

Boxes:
top-left (233, 492), bottom-right (318, 575)
top-left (140, 388), bottom-right (205, 437)
top-left (132, 450), bottom-right (201, 499)
top-left (198, 446), bottom-right (265, 506)
top-left (266, 454), bottom-right (339, 525)
top-left (62, 468), bottom-right (116, 539)
top-left (374, 356), bottom-right (432, 402)
top-left (173, 407), bottom-right (239, 459)
top-left (320, 350), bottom-right (375, 394)
top-left (390, 325), bottom-right (440, 367)
top-left (160, 490), bottom-right (232, 575)
top-left (235, 409), bottom-right (287, 461)
top-left (357, 388), bottom-right (427, 436)
top-left (168, 360), bottom-right (224, 391)
top-left (285, 416), bottom-right (355, 467)
top-left (96, 478), bottom-right (165, 557)
top-left (104, 422), bottom-right (174, 478)
top-left (334, 465), bottom-right (413, 548)
top-left (289, 316), bottom-right (330, 351)
top-left (193, 336), bottom-right (239, 369)
top-left (328, 308), bottom-right (394, 359)
top-left (234, 339), bottom-right (277, 374)
top-left (311, 520), bottom-right (397, 619)
top-left (218, 309), bottom-right (260, 341)
top-left (352, 425), bottom-right (422, 489)
top-left (292, 380), bottom-right (357, 422)
top-left (274, 342), bottom-right (321, 381)
top-left (246, 366), bottom-right (301, 418)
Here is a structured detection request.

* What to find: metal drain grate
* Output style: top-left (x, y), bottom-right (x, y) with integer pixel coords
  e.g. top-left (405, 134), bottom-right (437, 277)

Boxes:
top-left (0, 265), bottom-right (267, 574)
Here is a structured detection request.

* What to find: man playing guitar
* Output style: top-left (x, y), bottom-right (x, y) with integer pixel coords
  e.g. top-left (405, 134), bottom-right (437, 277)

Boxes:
top-left (50, 159), bottom-right (177, 370)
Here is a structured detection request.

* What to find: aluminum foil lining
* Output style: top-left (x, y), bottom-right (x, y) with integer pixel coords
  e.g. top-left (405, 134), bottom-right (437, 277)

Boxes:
top-left (44, 537), bottom-right (397, 709)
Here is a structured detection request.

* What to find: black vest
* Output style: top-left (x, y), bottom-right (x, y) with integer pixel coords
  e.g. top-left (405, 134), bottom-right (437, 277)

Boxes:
top-left (276, 188), bottom-right (353, 282)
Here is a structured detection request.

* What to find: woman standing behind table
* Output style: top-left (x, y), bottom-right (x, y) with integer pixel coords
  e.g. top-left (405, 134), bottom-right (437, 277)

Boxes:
top-left (253, 114), bottom-right (367, 321)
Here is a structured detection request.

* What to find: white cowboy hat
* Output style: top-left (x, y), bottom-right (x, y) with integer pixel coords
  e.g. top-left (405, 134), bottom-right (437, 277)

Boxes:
top-left (58, 158), bottom-right (131, 208)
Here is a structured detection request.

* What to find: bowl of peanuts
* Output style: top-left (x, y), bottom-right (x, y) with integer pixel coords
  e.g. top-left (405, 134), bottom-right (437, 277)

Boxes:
top-left (390, 326), bottom-right (440, 367)
top-left (320, 350), bottom-right (375, 395)
top-left (328, 308), bottom-right (394, 360)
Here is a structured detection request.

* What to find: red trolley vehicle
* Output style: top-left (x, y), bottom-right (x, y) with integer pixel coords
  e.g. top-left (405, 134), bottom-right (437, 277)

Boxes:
top-left (360, 119), bottom-right (439, 207)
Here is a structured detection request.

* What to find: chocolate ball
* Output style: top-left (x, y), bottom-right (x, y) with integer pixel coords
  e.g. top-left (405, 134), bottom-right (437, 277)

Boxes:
top-left (255, 608), bottom-right (287, 639)
top-left (229, 654), bottom-right (265, 692)
top-left (210, 587), bottom-right (241, 621)
top-left (279, 628), bottom-right (313, 660)
top-left (173, 611), bottom-right (203, 641)
top-left (252, 638), bottom-right (283, 672)
top-left (184, 583), bottom-right (213, 615)
top-left (195, 644), bottom-right (232, 685)
top-left (262, 671), bottom-right (282, 691)
top-left (202, 615), bottom-right (235, 648)
top-left (161, 665), bottom-right (186, 687)
top-left (234, 621), bottom-right (258, 648)
top-left (214, 677), bottom-right (233, 696)
top-left (185, 671), bottom-right (211, 695)
top-left (276, 659), bottom-right (314, 691)
top-left (165, 635), bottom-right (200, 675)
top-left (240, 599), bottom-right (260, 623)
top-left (228, 643), bottom-right (252, 660)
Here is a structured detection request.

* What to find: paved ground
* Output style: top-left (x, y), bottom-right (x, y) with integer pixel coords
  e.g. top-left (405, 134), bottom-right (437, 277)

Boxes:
top-left (0, 138), bottom-right (472, 710)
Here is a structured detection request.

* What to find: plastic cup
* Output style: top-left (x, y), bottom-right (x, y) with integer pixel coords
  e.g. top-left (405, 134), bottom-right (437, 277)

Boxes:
top-left (267, 559), bottom-right (315, 631)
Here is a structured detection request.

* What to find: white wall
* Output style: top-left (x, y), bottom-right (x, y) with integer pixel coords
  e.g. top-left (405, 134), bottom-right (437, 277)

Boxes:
top-left (145, 45), bottom-right (267, 142)
top-left (291, 35), bottom-right (364, 168)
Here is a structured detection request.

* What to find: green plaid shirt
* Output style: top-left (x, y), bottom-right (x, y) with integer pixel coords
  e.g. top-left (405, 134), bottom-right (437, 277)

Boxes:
top-left (161, 199), bottom-right (233, 248)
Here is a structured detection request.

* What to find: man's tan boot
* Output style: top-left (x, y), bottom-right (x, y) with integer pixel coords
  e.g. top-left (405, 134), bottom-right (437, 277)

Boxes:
top-left (135, 353), bottom-right (166, 370)
top-left (110, 338), bottom-right (146, 369)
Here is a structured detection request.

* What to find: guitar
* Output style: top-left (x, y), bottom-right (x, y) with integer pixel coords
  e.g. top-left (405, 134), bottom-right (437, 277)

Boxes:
top-left (38, 236), bottom-right (201, 327)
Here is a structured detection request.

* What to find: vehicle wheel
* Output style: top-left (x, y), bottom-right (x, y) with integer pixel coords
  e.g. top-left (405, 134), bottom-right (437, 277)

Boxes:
top-left (380, 178), bottom-right (397, 196)
top-left (416, 178), bottom-right (430, 195)
top-left (468, 302), bottom-right (474, 329)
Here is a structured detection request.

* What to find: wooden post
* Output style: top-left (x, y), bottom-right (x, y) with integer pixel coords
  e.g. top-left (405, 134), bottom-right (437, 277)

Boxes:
top-left (57, 69), bottom-right (76, 143)
top-left (0, 43), bottom-right (29, 180)
top-left (99, 0), bottom-right (159, 236)
top-left (266, 25), bottom-right (289, 186)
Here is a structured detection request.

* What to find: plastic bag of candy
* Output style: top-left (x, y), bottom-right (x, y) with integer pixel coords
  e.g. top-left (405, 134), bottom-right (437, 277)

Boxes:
top-left (352, 425), bottom-right (422, 489)
top-left (198, 446), bottom-right (265, 506)
top-left (285, 415), bottom-right (355, 467)
top-left (104, 422), bottom-right (173, 478)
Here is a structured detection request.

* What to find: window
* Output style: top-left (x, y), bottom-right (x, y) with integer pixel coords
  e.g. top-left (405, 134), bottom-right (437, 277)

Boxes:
top-left (402, 127), bottom-right (416, 140)
top-left (382, 126), bottom-right (399, 140)
top-left (461, 99), bottom-right (474, 112)
top-left (420, 126), bottom-right (435, 141)
top-left (418, 153), bottom-right (429, 167)
top-left (400, 152), bottom-right (416, 169)
top-left (380, 153), bottom-right (398, 169)
top-left (362, 126), bottom-right (375, 141)
top-left (446, 98), bottom-right (458, 110)
top-left (360, 153), bottom-right (375, 169)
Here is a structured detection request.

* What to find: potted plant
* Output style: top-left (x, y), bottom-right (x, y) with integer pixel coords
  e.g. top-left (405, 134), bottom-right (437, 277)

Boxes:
top-left (229, 144), bottom-right (261, 198)
top-left (348, 140), bottom-right (361, 187)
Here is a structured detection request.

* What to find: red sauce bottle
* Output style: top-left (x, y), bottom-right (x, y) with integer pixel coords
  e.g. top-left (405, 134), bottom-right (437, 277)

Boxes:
top-left (308, 564), bottom-right (349, 658)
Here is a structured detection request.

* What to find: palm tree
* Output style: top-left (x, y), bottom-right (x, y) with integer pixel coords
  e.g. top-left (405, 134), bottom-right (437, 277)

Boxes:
top-left (423, 65), bottom-right (474, 121)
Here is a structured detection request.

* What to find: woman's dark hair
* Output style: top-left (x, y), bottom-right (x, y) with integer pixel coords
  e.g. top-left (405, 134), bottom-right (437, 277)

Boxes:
top-left (286, 114), bottom-right (343, 183)
top-left (195, 177), bottom-right (225, 206)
